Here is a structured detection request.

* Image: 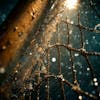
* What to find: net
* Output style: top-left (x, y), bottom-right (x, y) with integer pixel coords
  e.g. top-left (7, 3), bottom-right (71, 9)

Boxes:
top-left (1, 0), bottom-right (100, 100)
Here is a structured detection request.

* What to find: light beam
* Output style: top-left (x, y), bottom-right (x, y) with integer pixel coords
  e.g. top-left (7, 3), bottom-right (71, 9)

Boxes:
top-left (64, 0), bottom-right (78, 10)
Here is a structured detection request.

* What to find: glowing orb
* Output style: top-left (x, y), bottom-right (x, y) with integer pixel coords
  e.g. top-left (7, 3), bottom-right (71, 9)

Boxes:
top-left (0, 67), bottom-right (5, 74)
top-left (51, 57), bottom-right (56, 62)
top-left (64, 0), bottom-right (78, 10)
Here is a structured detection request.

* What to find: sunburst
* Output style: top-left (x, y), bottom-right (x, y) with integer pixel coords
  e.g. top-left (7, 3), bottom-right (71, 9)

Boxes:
top-left (64, 0), bottom-right (78, 10)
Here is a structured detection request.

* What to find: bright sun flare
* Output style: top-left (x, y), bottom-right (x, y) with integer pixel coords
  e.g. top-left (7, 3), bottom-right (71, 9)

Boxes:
top-left (64, 0), bottom-right (78, 10)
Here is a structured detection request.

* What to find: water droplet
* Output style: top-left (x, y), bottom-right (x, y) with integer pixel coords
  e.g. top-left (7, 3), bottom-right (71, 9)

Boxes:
top-left (15, 77), bottom-right (17, 81)
top-left (73, 70), bottom-right (77, 72)
top-left (51, 57), bottom-right (56, 62)
top-left (85, 40), bottom-right (89, 44)
top-left (92, 36), bottom-right (95, 39)
top-left (74, 53), bottom-right (79, 57)
top-left (85, 11), bottom-right (88, 14)
top-left (68, 67), bottom-right (71, 69)
top-left (41, 66), bottom-right (47, 74)
top-left (94, 82), bottom-right (98, 86)
top-left (67, 19), bottom-right (70, 22)
top-left (79, 71), bottom-right (82, 75)
top-left (69, 30), bottom-right (72, 34)
top-left (15, 70), bottom-right (18, 73)
top-left (61, 62), bottom-right (64, 67)
top-left (93, 78), bottom-right (97, 82)
top-left (2, 45), bottom-right (6, 50)
top-left (71, 21), bottom-right (74, 24)
top-left (18, 32), bottom-right (23, 37)
top-left (78, 95), bottom-right (82, 100)
top-left (87, 67), bottom-right (90, 71)
top-left (0, 67), bottom-right (5, 74)
top-left (14, 26), bottom-right (18, 31)
top-left (29, 52), bottom-right (32, 56)
top-left (29, 83), bottom-right (33, 90)
top-left (62, 78), bottom-right (65, 81)
top-left (45, 85), bottom-right (48, 88)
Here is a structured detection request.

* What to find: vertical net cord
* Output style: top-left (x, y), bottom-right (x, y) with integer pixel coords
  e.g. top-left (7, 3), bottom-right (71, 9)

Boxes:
top-left (66, 16), bottom-right (78, 85)
top-left (57, 24), bottom-right (66, 100)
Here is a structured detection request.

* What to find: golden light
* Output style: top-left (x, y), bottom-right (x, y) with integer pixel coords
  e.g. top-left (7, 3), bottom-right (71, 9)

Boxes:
top-left (64, 0), bottom-right (78, 10)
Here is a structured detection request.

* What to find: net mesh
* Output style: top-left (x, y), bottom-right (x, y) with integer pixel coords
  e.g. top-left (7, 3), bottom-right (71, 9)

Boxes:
top-left (1, 0), bottom-right (100, 100)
